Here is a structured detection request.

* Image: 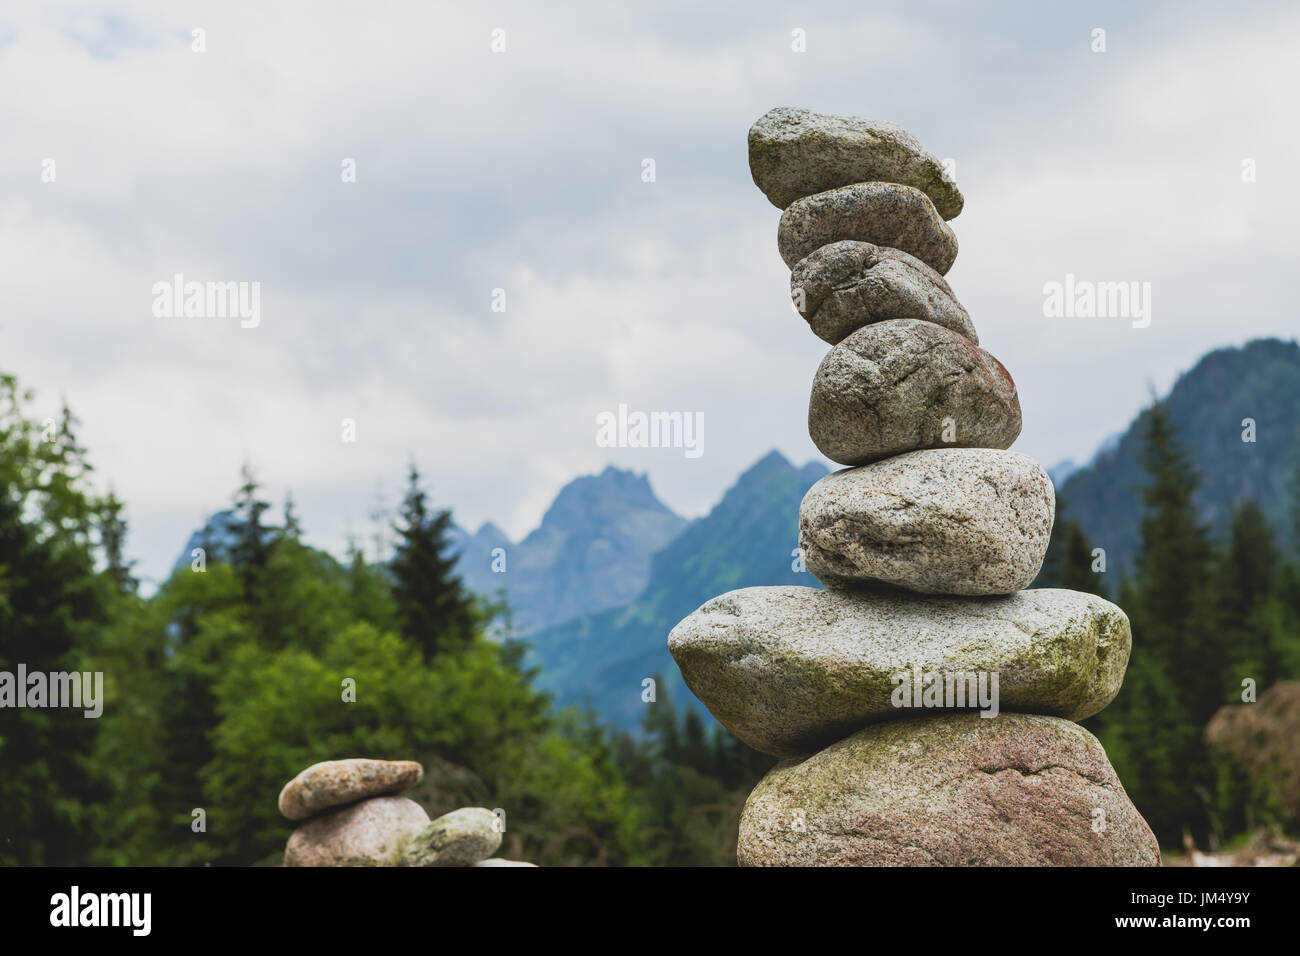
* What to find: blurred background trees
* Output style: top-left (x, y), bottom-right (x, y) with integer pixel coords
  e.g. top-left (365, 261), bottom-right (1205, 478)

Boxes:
top-left (3, 372), bottom-right (1299, 865)
top-left (1042, 399), bottom-right (1300, 851)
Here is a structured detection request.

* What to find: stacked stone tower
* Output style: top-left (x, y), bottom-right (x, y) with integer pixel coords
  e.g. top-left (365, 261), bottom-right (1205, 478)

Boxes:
top-left (667, 108), bottom-right (1160, 866)
top-left (278, 758), bottom-right (534, 866)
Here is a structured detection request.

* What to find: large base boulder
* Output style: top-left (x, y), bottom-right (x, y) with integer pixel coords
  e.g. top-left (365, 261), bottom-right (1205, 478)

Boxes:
top-left (738, 713), bottom-right (1160, 867)
top-left (284, 796), bottom-right (429, 867)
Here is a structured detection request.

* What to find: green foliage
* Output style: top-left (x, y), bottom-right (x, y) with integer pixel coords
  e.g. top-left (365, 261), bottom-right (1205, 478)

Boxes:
top-left (7, 366), bottom-right (1300, 867)
top-left (1207, 682), bottom-right (1300, 833)
top-left (0, 377), bottom-right (114, 865)
top-left (611, 677), bottom-right (774, 866)
top-left (1095, 402), bottom-right (1217, 842)
top-left (90, 513), bottom-right (652, 866)
top-left (1033, 496), bottom-right (1107, 597)
top-left (391, 464), bottom-right (476, 660)
top-left (1215, 501), bottom-right (1288, 688)
top-left (526, 451), bottom-right (827, 732)
top-left (344, 538), bottom-right (399, 632)
top-left (229, 464), bottom-right (272, 589)
top-left (1094, 400), bottom-right (1300, 848)
top-left (0, 373), bottom-right (661, 866)
top-left (1060, 338), bottom-right (1300, 577)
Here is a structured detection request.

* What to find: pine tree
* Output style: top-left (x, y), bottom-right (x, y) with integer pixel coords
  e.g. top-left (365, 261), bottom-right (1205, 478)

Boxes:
top-left (1220, 500), bottom-right (1277, 619)
top-left (639, 673), bottom-right (680, 759)
top-left (229, 463), bottom-right (271, 582)
top-left (679, 708), bottom-right (710, 773)
top-left (1290, 435), bottom-right (1300, 558)
top-left (345, 535), bottom-right (397, 630)
top-left (281, 491), bottom-right (302, 540)
top-left (1280, 453), bottom-right (1300, 620)
top-left (1060, 522), bottom-right (1106, 595)
top-left (0, 378), bottom-right (109, 864)
top-left (1121, 400), bottom-right (1224, 844)
top-left (1132, 403), bottom-right (1222, 706)
top-left (99, 489), bottom-right (137, 596)
top-left (1115, 652), bottom-right (1198, 843)
top-left (390, 463), bottom-right (475, 659)
top-left (1216, 499), bottom-right (1281, 686)
top-left (1033, 495), bottom-right (1105, 597)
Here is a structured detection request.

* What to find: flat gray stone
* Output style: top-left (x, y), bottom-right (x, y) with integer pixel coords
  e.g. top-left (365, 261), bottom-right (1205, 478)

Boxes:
top-left (474, 858), bottom-right (539, 867)
top-left (808, 319), bottom-right (1021, 466)
top-left (401, 807), bottom-right (502, 867)
top-left (279, 758), bottom-right (424, 821)
top-left (799, 449), bottom-right (1055, 595)
top-left (777, 183), bottom-right (958, 274)
top-left (668, 585), bottom-right (1130, 757)
top-left (791, 240), bottom-right (976, 345)
top-left (738, 713), bottom-right (1160, 866)
top-left (749, 107), bottom-right (963, 218)
top-left (283, 796), bottom-right (429, 867)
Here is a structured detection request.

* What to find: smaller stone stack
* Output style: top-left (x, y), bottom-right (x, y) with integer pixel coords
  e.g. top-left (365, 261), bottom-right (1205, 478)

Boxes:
top-left (667, 108), bottom-right (1160, 866)
top-left (279, 758), bottom-right (535, 867)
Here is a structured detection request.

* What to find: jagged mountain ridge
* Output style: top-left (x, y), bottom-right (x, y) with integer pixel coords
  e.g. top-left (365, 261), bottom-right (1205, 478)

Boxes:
top-left (1058, 338), bottom-right (1300, 578)
top-left (448, 466), bottom-right (688, 633)
top-left (523, 450), bottom-right (829, 731)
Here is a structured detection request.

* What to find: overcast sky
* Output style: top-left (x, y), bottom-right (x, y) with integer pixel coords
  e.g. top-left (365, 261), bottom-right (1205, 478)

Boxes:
top-left (2, 0), bottom-right (1297, 587)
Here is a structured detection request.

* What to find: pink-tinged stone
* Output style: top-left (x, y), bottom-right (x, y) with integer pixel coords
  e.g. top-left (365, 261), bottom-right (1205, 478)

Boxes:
top-left (738, 714), bottom-right (1160, 867)
top-left (283, 796), bottom-right (429, 867)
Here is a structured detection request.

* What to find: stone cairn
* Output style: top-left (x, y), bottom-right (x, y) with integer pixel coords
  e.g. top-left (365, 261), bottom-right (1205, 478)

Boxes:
top-left (667, 108), bottom-right (1161, 866)
top-left (278, 758), bottom-right (535, 867)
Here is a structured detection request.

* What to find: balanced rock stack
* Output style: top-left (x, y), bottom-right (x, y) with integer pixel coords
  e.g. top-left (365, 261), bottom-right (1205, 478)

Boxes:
top-left (279, 758), bottom-right (535, 867)
top-left (667, 108), bottom-right (1160, 866)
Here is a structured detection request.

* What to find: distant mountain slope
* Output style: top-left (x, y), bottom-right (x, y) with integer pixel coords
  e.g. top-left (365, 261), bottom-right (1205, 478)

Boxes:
top-left (171, 509), bottom-right (244, 575)
top-left (524, 450), bottom-right (829, 731)
top-left (446, 520), bottom-right (512, 594)
top-left (173, 468), bottom-right (683, 635)
top-left (1046, 459), bottom-right (1080, 487)
top-left (1047, 430), bottom-right (1121, 488)
top-left (1060, 338), bottom-right (1300, 577)
top-left (450, 466), bottom-right (687, 633)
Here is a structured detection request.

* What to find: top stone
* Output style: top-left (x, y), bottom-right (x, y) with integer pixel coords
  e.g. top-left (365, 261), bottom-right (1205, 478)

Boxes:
top-left (279, 758), bottom-right (424, 821)
top-left (749, 107), bottom-right (963, 219)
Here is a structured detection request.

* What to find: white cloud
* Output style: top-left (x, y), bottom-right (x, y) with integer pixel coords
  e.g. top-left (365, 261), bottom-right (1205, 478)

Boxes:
top-left (1, 0), bottom-right (1296, 585)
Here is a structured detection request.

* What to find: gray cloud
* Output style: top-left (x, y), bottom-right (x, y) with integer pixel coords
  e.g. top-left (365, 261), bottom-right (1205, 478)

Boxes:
top-left (1, 0), bottom-right (1296, 587)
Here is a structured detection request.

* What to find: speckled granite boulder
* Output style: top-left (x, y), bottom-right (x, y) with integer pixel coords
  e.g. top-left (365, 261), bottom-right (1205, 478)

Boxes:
top-left (284, 796), bottom-right (429, 867)
top-left (777, 183), bottom-right (958, 273)
top-left (749, 107), bottom-right (963, 218)
top-left (791, 240), bottom-right (976, 345)
top-left (738, 713), bottom-right (1160, 866)
top-left (799, 449), bottom-right (1054, 595)
top-left (279, 758), bottom-right (424, 821)
top-left (808, 319), bottom-right (1021, 466)
top-left (668, 586), bottom-right (1130, 757)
